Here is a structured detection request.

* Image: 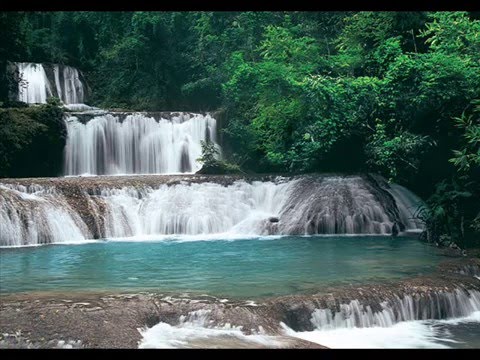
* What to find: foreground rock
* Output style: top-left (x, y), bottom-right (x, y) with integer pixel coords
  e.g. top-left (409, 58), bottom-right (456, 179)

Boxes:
top-left (0, 292), bottom-right (323, 349)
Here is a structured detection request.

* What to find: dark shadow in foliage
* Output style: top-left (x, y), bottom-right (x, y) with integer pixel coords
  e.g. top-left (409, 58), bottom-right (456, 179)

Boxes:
top-left (0, 98), bottom-right (66, 178)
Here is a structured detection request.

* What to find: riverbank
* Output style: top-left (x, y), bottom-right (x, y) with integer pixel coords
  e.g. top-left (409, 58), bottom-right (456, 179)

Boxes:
top-left (1, 258), bottom-right (478, 349)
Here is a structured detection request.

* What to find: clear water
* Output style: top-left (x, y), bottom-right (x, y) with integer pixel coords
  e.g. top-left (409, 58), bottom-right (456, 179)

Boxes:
top-left (0, 236), bottom-right (444, 298)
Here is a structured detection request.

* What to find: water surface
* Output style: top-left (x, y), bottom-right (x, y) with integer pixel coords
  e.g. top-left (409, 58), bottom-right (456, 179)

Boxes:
top-left (0, 236), bottom-right (445, 298)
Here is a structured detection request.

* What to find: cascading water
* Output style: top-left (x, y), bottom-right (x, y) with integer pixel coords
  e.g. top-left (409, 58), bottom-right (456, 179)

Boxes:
top-left (307, 289), bottom-right (480, 330)
top-left (0, 184), bottom-right (90, 246)
top-left (385, 183), bottom-right (424, 231)
top-left (88, 180), bottom-right (288, 237)
top-left (63, 112), bottom-right (218, 175)
top-left (277, 286), bottom-right (480, 349)
top-left (0, 175), bottom-right (425, 246)
top-left (6, 59), bottom-right (478, 350)
top-left (279, 176), bottom-right (396, 234)
top-left (136, 283), bottom-right (480, 348)
top-left (13, 62), bottom-right (217, 175)
top-left (53, 64), bottom-right (85, 104)
top-left (16, 63), bottom-right (52, 104)
top-left (15, 62), bottom-right (87, 105)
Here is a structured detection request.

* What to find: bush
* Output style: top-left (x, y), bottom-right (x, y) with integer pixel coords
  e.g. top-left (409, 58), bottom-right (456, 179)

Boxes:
top-left (196, 140), bottom-right (244, 175)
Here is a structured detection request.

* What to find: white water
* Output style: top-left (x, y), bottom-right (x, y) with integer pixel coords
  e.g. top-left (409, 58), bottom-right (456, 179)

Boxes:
top-left (0, 185), bottom-right (89, 246)
top-left (0, 176), bottom-right (426, 246)
top-left (387, 183), bottom-right (424, 230)
top-left (283, 289), bottom-right (480, 348)
top-left (308, 289), bottom-right (480, 329)
top-left (16, 63), bottom-right (52, 104)
top-left (63, 112), bottom-right (218, 175)
top-left (15, 62), bottom-right (86, 104)
top-left (95, 180), bottom-right (289, 236)
top-left (279, 176), bottom-right (399, 234)
top-left (63, 104), bottom-right (98, 112)
top-left (283, 319), bottom-right (451, 348)
top-left (53, 64), bottom-right (85, 104)
top-left (283, 311), bottom-right (480, 348)
top-left (138, 291), bottom-right (480, 348)
top-left (95, 177), bottom-right (422, 237)
top-left (139, 310), bottom-right (283, 349)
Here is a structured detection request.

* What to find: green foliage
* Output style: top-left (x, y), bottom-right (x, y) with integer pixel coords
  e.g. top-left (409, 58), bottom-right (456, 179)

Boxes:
top-left (366, 121), bottom-right (432, 181)
top-left (0, 13), bottom-right (27, 102)
top-left (0, 103), bottom-right (66, 177)
top-left (416, 99), bottom-right (480, 248)
top-left (417, 178), bottom-right (479, 249)
top-left (421, 12), bottom-right (480, 58)
top-left (197, 140), bottom-right (220, 167)
top-left (46, 96), bottom-right (62, 107)
top-left (0, 100), bottom-right (28, 109)
top-left (196, 140), bottom-right (243, 175)
top-left (449, 100), bottom-right (480, 173)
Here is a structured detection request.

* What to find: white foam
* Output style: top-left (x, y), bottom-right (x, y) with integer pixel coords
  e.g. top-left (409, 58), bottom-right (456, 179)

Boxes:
top-left (282, 321), bottom-right (450, 348)
top-left (435, 310), bottom-right (480, 325)
top-left (139, 311), bottom-right (480, 348)
top-left (281, 311), bottom-right (480, 349)
top-left (63, 104), bottom-right (98, 112)
top-left (105, 233), bottom-right (283, 243)
top-left (0, 239), bottom-right (100, 249)
top-left (139, 310), bottom-right (282, 349)
top-left (0, 185), bottom-right (91, 247)
top-left (139, 322), bottom-right (285, 348)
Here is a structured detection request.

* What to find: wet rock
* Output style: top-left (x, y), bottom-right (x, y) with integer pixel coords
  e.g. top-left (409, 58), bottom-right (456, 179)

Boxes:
top-left (391, 222), bottom-right (399, 237)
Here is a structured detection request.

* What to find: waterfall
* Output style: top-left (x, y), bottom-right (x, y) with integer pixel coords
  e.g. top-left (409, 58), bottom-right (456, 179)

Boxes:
top-left (15, 62), bottom-right (87, 105)
top-left (386, 183), bottom-right (424, 230)
top-left (0, 185), bottom-right (90, 246)
top-left (278, 177), bottom-right (397, 234)
top-left (88, 180), bottom-right (290, 237)
top-left (14, 62), bottom-right (216, 176)
top-left (53, 64), bottom-right (85, 104)
top-left (0, 175), bottom-right (425, 246)
top-left (16, 63), bottom-right (53, 104)
top-left (63, 112), bottom-right (218, 175)
top-left (275, 284), bottom-right (480, 348)
top-left (308, 289), bottom-right (480, 330)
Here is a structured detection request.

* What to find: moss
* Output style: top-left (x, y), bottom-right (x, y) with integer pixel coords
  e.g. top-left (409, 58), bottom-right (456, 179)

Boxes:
top-left (0, 104), bottom-right (66, 178)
